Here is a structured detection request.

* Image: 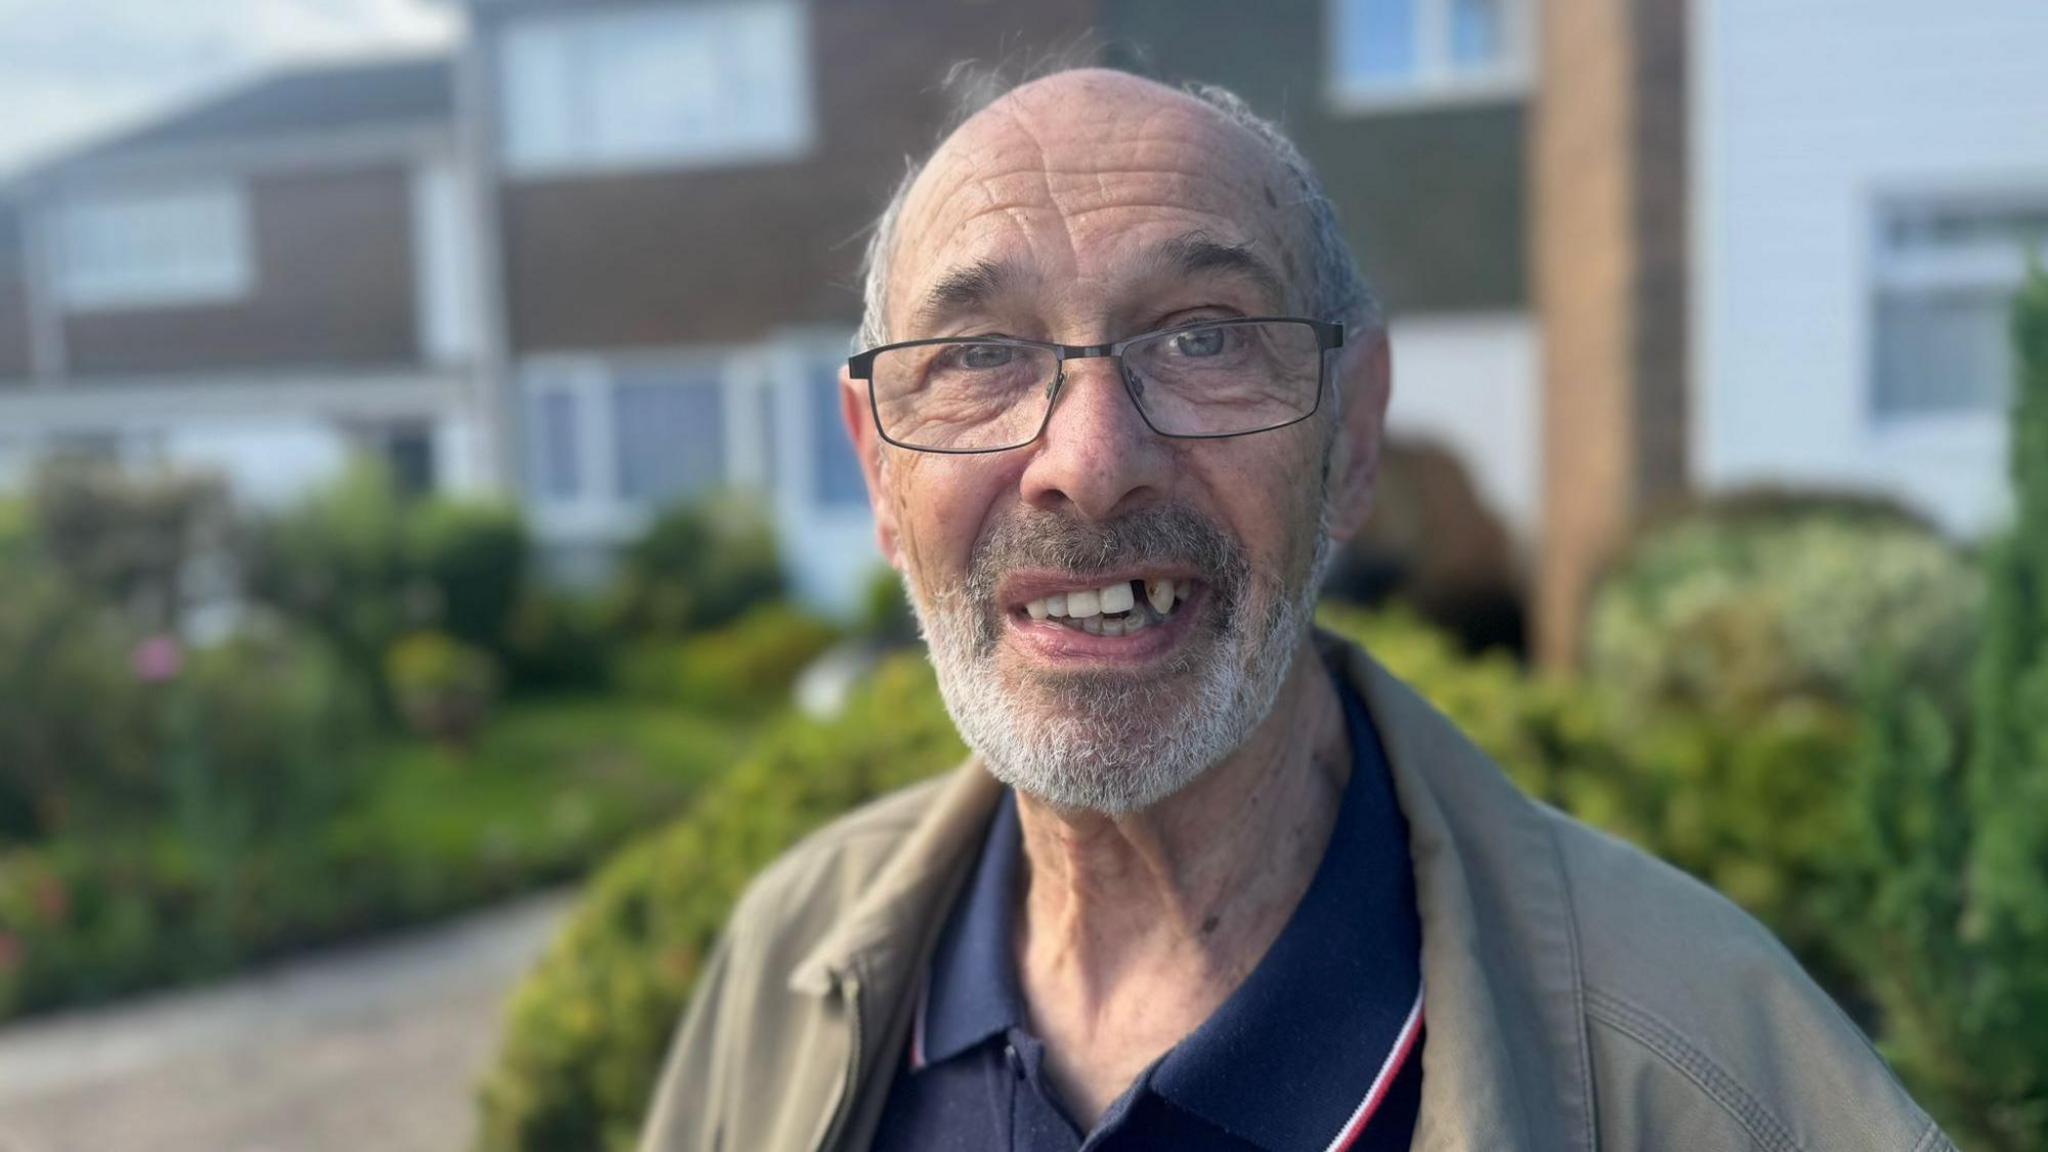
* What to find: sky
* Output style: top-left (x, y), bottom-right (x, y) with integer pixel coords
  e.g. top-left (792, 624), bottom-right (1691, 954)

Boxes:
top-left (0, 0), bottom-right (461, 179)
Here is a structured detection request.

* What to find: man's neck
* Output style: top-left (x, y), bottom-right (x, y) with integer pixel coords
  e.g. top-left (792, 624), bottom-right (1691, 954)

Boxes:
top-left (1009, 638), bottom-right (1353, 1123)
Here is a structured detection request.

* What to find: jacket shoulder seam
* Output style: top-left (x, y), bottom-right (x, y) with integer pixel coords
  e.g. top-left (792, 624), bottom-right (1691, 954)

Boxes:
top-left (1584, 986), bottom-right (1808, 1152)
top-left (1911, 1117), bottom-right (1954, 1152)
top-left (1540, 812), bottom-right (1600, 1150)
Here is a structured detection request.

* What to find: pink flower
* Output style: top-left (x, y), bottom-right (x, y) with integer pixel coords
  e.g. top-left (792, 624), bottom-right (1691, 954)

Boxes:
top-left (132, 635), bottom-right (184, 683)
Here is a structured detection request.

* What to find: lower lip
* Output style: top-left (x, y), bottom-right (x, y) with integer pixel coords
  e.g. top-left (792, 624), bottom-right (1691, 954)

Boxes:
top-left (1004, 588), bottom-right (1204, 668)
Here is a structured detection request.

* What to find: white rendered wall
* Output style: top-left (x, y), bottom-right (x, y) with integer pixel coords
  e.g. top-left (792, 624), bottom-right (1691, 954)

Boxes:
top-left (1693, 0), bottom-right (2048, 538)
top-left (1383, 312), bottom-right (1541, 541)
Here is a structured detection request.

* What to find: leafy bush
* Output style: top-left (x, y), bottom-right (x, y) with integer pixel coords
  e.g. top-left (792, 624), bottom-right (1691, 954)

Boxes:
top-left (504, 589), bottom-right (613, 695)
top-left (855, 565), bottom-right (919, 645)
top-left (1853, 268), bottom-right (2048, 1152)
top-left (616, 604), bottom-right (838, 715)
top-left (243, 465), bottom-right (529, 707)
top-left (605, 500), bottom-right (781, 640)
top-left (387, 631), bottom-right (502, 749)
top-left (0, 697), bottom-right (750, 1022)
top-left (1586, 489), bottom-right (1981, 717)
top-left (475, 655), bottom-right (962, 1152)
top-left (0, 560), bottom-right (157, 838)
top-left (405, 500), bottom-right (529, 657)
top-left (29, 463), bottom-right (235, 632)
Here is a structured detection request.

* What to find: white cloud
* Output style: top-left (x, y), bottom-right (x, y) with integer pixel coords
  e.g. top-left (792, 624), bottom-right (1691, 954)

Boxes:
top-left (0, 0), bottom-right (462, 179)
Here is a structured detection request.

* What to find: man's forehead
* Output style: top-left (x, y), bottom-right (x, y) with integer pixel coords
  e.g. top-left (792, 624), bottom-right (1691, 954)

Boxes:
top-left (889, 71), bottom-right (1303, 329)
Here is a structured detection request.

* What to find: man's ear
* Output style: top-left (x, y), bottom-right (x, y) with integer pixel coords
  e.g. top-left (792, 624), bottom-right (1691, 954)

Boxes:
top-left (841, 365), bottom-right (902, 567)
top-left (1323, 324), bottom-right (1392, 545)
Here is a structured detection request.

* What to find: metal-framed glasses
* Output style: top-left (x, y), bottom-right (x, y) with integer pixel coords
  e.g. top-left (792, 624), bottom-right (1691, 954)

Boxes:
top-left (847, 317), bottom-right (1345, 454)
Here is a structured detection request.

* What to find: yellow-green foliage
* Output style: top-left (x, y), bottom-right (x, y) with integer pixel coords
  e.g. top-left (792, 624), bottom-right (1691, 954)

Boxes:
top-left (386, 631), bottom-right (502, 748)
top-left (616, 604), bottom-right (839, 715)
top-left (475, 655), bottom-right (963, 1152)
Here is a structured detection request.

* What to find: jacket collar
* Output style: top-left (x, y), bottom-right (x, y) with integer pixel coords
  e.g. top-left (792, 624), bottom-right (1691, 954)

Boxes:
top-left (791, 634), bottom-right (1596, 1152)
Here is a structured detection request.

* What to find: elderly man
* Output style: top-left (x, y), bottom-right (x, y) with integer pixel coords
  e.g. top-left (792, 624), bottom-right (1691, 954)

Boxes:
top-left (640, 68), bottom-right (1948, 1152)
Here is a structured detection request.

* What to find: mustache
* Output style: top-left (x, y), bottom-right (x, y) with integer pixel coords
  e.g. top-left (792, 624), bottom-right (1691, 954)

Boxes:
top-left (963, 504), bottom-right (1249, 622)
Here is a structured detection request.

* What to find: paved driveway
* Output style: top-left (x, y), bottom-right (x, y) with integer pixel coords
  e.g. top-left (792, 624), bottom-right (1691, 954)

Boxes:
top-left (0, 890), bottom-right (577, 1152)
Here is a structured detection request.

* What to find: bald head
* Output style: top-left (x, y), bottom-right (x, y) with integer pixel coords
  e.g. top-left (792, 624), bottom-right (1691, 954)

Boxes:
top-left (857, 68), bottom-right (1374, 351)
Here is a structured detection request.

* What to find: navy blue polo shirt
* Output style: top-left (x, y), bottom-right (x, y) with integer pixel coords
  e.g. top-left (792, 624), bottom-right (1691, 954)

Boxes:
top-left (871, 673), bottom-right (1424, 1151)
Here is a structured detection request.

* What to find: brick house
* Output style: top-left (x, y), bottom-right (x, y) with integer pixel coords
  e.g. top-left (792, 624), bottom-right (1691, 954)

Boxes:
top-left (8, 0), bottom-right (2040, 654)
top-left (0, 56), bottom-right (493, 503)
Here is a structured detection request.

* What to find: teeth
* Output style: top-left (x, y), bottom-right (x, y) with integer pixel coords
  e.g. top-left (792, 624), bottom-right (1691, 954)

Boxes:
top-left (1020, 578), bottom-right (1198, 631)
top-left (1099, 582), bottom-right (1135, 615)
top-left (1146, 579), bottom-right (1174, 614)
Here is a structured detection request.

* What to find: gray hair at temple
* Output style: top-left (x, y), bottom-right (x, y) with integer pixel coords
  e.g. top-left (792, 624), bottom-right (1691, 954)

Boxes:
top-left (854, 64), bottom-right (1382, 353)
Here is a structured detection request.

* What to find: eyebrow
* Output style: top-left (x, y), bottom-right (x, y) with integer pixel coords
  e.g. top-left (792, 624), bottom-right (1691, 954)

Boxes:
top-left (902, 232), bottom-right (1294, 338)
top-left (1152, 233), bottom-right (1291, 309)
top-left (908, 258), bottom-right (1014, 335)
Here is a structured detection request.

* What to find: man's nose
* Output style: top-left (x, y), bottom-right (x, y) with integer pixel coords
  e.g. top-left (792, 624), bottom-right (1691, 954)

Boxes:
top-left (1018, 357), bottom-right (1173, 521)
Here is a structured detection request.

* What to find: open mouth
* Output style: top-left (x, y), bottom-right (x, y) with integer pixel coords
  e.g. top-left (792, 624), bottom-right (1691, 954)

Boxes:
top-left (1013, 576), bottom-right (1197, 638)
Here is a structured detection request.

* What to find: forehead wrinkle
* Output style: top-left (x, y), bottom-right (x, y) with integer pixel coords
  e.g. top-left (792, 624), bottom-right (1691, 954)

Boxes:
top-left (890, 79), bottom-right (1309, 338)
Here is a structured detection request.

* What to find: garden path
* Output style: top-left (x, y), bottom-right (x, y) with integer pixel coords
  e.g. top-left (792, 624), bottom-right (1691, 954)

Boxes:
top-left (0, 888), bottom-right (576, 1152)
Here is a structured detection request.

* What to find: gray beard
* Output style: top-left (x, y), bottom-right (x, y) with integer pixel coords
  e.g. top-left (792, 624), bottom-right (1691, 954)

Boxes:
top-left (909, 502), bottom-right (1333, 814)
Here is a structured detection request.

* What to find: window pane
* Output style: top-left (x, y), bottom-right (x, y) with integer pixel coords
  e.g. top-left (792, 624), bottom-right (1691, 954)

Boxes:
top-left (57, 183), bottom-right (250, 310)
top-left (499, 0), bottom-right (810, 174)
top-left (1450, 0), bottom-right (1507, 69)
top-left (1874, 290), bottom-right (2015, 416)
top-left (1337, 0), bottom-right (1418, 84)
top-left (531, 388), bottom-right (581, 501)
top-left (613, 371), bottom-right (726, 505)
top-left (810, 368), bottom-right (866, 508)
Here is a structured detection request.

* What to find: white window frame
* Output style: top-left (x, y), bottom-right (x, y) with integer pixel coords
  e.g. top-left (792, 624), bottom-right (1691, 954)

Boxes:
top-left (1869, 191), bottom-right (2048, 423)
top-left (496, 0), bottom-right (813, 179)
top-left (1326, 0), bottom-right (1534, 114)
top-left (54, 180), bottom-right (253, 312)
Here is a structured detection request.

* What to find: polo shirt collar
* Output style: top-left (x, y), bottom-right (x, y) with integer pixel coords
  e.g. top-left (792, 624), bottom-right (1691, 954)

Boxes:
top-left (912, 789), bottom-right (1030, 1069)
top-left (910, 672), bottom-right (1424, 1150)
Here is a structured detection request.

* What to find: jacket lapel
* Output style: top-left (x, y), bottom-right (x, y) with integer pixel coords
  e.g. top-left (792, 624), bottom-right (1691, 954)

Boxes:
top-left (1346, 642), bottom-right (1596, 1152)
top-left (789, 764), bottom-right (1003, 1151)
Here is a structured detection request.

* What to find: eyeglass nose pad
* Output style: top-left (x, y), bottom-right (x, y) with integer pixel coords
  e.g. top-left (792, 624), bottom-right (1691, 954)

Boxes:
top-left (1122, 363), bottom-right (1145, 403)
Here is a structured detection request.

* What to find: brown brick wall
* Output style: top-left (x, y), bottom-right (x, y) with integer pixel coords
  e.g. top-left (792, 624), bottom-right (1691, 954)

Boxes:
top-left (1534, 0), bottom-right (1691, 669)
top-left (63, 164), bottom-right (419, 376)
top-left (498, 0), bottom-right (1100, 353)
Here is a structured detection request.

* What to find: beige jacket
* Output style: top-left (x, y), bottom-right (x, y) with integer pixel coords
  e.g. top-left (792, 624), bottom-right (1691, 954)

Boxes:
top-left (640, 638), bottom-right (1953, 1152)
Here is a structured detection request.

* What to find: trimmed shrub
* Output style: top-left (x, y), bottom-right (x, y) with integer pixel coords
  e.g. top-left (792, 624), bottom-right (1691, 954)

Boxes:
top-left (1587, 489), bottom-right (1981, 718)
top-left (475, 655), bottom-right (962, 1152)
top-left (616, 604), bottom-right (839, 715)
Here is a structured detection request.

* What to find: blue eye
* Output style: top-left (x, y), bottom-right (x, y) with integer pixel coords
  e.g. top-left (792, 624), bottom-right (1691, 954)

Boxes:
top-left (1170, 326), bottom-right (1229, 357)
top-left (958, 344), bottom-right (1017, 369)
